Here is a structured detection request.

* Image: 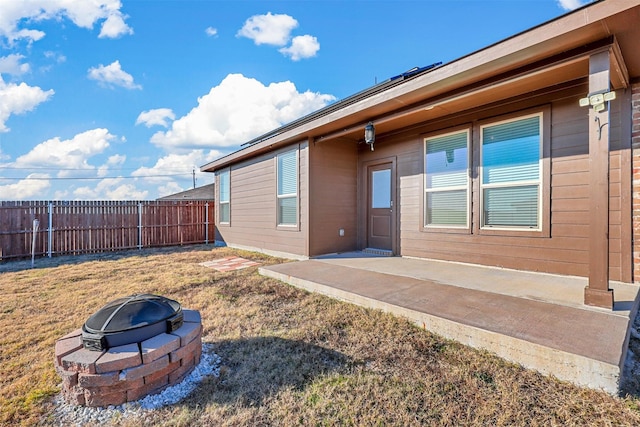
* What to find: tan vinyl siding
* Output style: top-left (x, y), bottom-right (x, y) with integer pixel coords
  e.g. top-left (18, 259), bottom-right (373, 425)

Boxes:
top-left (216, 141), bottom-right (308, 257)
top-left (308, 138), bottom-right (358, 256)
top-left (365, 83), bottom-right (630, 280)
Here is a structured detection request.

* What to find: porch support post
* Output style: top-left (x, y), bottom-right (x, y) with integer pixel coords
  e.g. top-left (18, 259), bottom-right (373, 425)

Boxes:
top-left (584, 50), bottom-right (614, 309)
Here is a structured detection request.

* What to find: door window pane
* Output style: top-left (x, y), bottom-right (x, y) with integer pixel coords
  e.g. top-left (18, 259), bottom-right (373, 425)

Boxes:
top-left (372, 169), bottom-right (391, 208)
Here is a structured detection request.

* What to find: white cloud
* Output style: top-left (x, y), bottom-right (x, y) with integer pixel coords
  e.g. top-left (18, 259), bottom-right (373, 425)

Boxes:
top-left (131, 150), bottom-right (219, 197)
top-left (205, 27), bottom-right (218, 37)
top-left (157, 181), bottom-right (184, 198)
top-left (99, 11), bottom-right (134, 38)
top-left (13, 29), bottom-right (46, 44)
top-left (0, 0), bottom-right (133, 43)
top-left (131, 149), bottom-right (222, 180)
top-left (13, 128), bottom-right (115, 176)
top-left (0, 54), bottom-right (30, 75)
top-left (97, 154), bottom-right (126, 177)
top-left (238, 12), bottom-right (298, 46)
top-left (279, 35), bottom-right (320, 61)
top-left (88, 60), bottom-right (141, 90)
top-left (73, 178), bottom-right (148, 200)
top-left (237, 13), bottom-right (319, 61)
top-left (107, 154), bottom-right (126, 165)
top-left (136, 108), bottom-right (175, 128)
top-left (39, 51), bottom-right (67, 73)
top-left (53, 189), bottom-right (70, 199)
top-left (149, 74), bottom-right (335, 151)
top-left (0, 76), bottom-right (54, 132)
top-left (44, 51), bottom-right (67, 64)
top-left (557, 0), bottom-right (593, 11)
top-left (0, 173), bottom-right (51, 200)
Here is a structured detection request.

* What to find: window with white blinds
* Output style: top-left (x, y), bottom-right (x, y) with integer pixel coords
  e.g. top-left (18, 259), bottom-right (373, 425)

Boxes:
top-left (481, 114), bottom-right (541, 229)
top-left (219, 169), bottom-right (230, 224)
top-left (424, 130), bottom-right (469, 227)
top-left (277, 149), bottom-right (298, 226)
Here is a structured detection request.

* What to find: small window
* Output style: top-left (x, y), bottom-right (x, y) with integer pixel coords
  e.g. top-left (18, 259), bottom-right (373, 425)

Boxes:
top-left (480, 114), bottom-right (541, 230)
top-left (424, 130), bottom-right (470, 228)
top-left (277, 149), bottom-right (298, 226)
top-left (219, 169), bottom-right (230, 224)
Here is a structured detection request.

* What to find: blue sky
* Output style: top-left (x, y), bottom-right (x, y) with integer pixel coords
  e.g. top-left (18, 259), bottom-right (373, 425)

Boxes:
top-left (0, 0), bottom-right (592, 200)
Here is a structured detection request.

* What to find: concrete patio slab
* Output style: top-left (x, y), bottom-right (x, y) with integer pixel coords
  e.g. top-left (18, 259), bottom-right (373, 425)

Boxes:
top-left (260, 253), bottom-right (640, 394)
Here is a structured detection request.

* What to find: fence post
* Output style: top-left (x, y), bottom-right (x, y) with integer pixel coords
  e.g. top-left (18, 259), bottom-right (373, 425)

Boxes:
top-left (138, 202), bottom-right (143, 249)
top-left (205, 202), bottom-right (209, 244)
top-left (31, 219), bottom-right (39, 267)
top-left (178, 205), bottom-right (182, 245)
top-left (48, 202), bottom-right (53, 258)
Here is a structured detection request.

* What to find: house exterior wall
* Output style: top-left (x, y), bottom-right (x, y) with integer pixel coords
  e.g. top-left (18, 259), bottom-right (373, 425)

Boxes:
top-left (215, 141), bottom-right (309, 259)
top-left (210, 80), bottom-right (633, 281)
top-left (308, 138), bottom-right (359, 256)
top-left (157, 183), bottom-right (215, 201)
top-left (357, 81), bottom-right (632, 281)
top-left (632, 82), bottom-right (640, 282)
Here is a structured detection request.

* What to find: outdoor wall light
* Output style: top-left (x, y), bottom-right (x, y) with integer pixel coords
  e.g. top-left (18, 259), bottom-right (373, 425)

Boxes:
top-left (579, 90), bottom-right (616, 112)
top-left (364, 122), bottom-right (375, 151)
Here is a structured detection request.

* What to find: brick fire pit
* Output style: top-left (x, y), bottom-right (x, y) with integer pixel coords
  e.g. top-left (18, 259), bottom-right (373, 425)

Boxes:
top-left (54, 309), bottom-right (202, 407)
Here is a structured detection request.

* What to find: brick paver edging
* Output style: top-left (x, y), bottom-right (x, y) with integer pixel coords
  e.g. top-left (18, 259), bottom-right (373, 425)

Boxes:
top-left (54, 309), bottom-right (203, 407)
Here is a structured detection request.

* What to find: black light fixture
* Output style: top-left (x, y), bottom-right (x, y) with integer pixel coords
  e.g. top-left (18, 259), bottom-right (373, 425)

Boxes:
top-left (364, 121), bottom-right (375, 151)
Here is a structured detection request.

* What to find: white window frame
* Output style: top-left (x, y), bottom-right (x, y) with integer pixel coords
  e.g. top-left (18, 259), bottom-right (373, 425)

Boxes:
top-left (424, 128), bottom-right (471, 230)
top-left (276, 148), bottom-right (298, 227)
top-left (479, 112), bottom-right (543, 231)
top-left (218, 169), bottom-right (230, 225)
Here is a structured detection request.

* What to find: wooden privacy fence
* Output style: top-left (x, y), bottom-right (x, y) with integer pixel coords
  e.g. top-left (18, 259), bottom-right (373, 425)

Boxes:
top-left (0, 201), bottom-right (215, 260)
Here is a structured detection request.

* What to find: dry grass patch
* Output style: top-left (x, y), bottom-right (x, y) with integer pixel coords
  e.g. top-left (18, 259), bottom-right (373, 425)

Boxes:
top-left (1, 246), bottom-right (640, 426)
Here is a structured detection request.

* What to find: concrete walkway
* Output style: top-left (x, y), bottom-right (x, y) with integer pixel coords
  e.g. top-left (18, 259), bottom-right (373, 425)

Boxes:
top-left (259, 253), bottom-right (640, 394)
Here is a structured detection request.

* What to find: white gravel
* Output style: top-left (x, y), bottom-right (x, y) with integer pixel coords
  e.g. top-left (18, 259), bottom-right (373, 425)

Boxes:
top-left (49, 343), bottom-right (221, 426)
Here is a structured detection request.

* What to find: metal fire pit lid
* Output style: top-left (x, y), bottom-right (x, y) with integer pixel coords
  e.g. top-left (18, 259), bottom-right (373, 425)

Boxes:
top-left (84, 293), bottom-right (181, 334)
